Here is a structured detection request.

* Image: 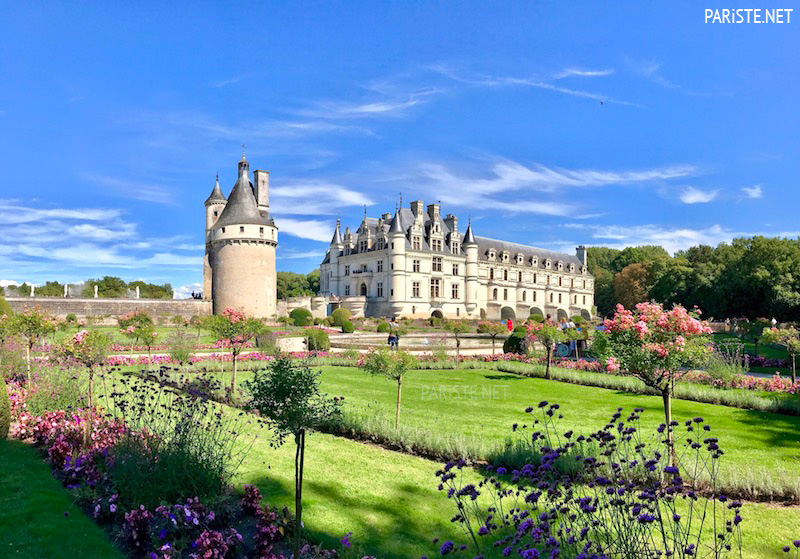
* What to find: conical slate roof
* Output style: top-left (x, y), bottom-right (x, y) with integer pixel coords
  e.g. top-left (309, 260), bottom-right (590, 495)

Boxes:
top-left (463, 222), bottom-right (477, 244)
top-left (204, 176), bottom-right (226, 205)
top-left (330, 219), bottom-right (342, 245)
top-left (388, 211), bottom-right (404, 234)
top-left (212, 171), bottom-right (272, 229)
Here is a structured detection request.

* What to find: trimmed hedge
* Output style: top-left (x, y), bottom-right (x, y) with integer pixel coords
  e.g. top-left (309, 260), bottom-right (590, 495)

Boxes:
top-left (341, 320), bottom-right (355, 334)
top-left (377, 322), bottom-right (390, 333)
top-left (331, 308), bottom-right (352, 327)
top-left (289, 308), bottom-right (313, 327)
top-left (305, 329), bottom-right (331, 351)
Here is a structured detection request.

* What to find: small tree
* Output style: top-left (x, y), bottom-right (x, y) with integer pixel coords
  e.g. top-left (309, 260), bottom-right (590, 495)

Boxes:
top-left (245, 356), bottom-right (341, 558)
top-left (761, 327), bottom-right (800, 383)
top-left (526, 322), bottom-right (566, 380)
top-left (598, 303), bottom-right (712, 463)
top-left (56, 329), bottom-right (111, 444)
top-left (11, 306), bottom-right (56, 378)
top-left (361, 348), bottom-right (418, 429)
top-left (477, 321), bottom-right (506, 355)
top-left (206, 308), bottom-right (264, 395)
top-left (0, 313), bottom-right (13, 368)
top-left (118, 311), bottom-right (155, 355)
top-left (444, 320), bottom-right (470, 363)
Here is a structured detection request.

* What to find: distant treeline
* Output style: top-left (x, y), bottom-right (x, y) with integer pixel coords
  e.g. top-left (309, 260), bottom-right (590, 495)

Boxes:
top-left (277, 270), bottom-right (320, 300)
top-left (588, 236), bottom-right (800, 320)
top-left (1, 276), bottom-right (173, 299)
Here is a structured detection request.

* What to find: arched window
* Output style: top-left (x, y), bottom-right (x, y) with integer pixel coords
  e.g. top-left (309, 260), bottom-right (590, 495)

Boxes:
top-left (503, 269), bottom-right (508, 281)
top-left (493, 288), bottom-right (498, 300)
top-left (522, 291), bottom-right (527, 302)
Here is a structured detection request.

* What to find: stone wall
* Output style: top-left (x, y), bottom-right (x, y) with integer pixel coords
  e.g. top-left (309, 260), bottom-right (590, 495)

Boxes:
top-left (6, 297), bottom-right (212, 324)
top-left (276, 296), bottom-right (329, 319)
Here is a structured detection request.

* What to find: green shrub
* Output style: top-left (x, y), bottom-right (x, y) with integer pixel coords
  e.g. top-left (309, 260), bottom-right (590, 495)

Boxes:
top-left (529, 313), bottom-right (545, 323)
top-left (571, 315), bottom-right (586, 325)
top-left (377, 322), bottom-right (390, 333)
top-left (25, 366), bottom-right (88, 416)
top-left (256, 332), bottom-right (279, 355)
top-left (305, 329), bottom-right (331, 351)
top-left (314, 317), bottom-right (324, 326)
top-left (65, 313), bottom-right (78, 324)
top-left (341, 320), bottom-right (355, 333)
top-left (289, 308), bottom-right (313, 327)
top-left (0, 295), bottom-right (11, 317)
top-left (341, 349), bottom-right (361, 361)
top-left (0, 377), bottom-right (10, 439)
top-left (167, 329), bottom-right (194, 366)
top-left (503, 329), bottom-right (529, 354)
top-left (331, 308), bottom-right (352, 327)
top-left (513, 325), bottom-right (527, 335)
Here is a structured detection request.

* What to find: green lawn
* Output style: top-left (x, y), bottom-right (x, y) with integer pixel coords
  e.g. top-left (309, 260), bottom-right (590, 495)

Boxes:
top-left (215, 365), bottom-right (800, 491)
top-left (0, 439), bottom-right (124, 559)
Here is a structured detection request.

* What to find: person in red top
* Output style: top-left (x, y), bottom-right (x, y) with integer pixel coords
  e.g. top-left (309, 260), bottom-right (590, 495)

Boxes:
top-left (507, 318), bottom-right (513, 332)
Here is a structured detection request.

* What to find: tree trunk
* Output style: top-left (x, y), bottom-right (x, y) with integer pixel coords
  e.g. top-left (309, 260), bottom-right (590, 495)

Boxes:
top-left (85, 366), bottom-right (94, 447)
top-left (792, 354), bottom-right (797, 384)
top-left (491, 337), bottom-right (496, 355)
top-left (294, 429), bottom-right (306, 559)
top-left (455, 338), bottom-right (460, 364)
top-left (545, 346), bottom-right (552, 380)
top-left (230, 351), bottom-right (238, 398)
top-left (662, 389), bottom-right (677, 467)
top-left (25, 343), bottom-right (32, 379)
top-left (395, 376), bottom-right (403, 429)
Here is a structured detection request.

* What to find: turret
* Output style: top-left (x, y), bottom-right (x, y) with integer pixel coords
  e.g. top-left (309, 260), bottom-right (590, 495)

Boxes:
top-left (328, 219), bottom-right (343, 295)
top-left (204, 175), bottom-right (227, 300)
top-left (463, 221), bottom-right (478, 314)
top-left (388, 210), bottom-right (406, 316)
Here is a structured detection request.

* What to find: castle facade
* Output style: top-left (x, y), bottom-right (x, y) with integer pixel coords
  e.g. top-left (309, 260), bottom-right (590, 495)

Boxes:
top-left (318, 201), bottom-right (594, 320)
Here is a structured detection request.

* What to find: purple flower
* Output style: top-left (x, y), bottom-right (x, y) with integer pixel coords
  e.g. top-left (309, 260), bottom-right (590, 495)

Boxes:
top-left (340, 531), bottom-right (352, 549)
top-left (440, 541), bottom-right (455, 555)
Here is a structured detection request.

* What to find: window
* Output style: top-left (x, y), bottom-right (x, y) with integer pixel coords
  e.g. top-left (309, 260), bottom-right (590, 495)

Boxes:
top-left (583, 295), bottom-right (586, 304)
top-left (533, 273), bottom-right (537, 283)
top-left (413, 259), bottom-right (420, 273)
top-left (221, 227), bottom-right (226, 233)
top-left (547, 275), bottom-right (551, 285)
top-left (259, 227), bottom-right (264, 234)
top-left (345, 265), bottom-right (350, 276)
top-left (213, 211), bottom-right (218, 217)
top-left (451, 283), bottom-right (459, 299)
top-left (451, 242), bottom-right (459, 254)
top-left (518, 271), bottom-right (523, 282)
top-left (558, 276), bottom-right (563, 287)
top-left (571, 278), bottom-right (574, 288)
top-left (359, 240), bottom-right (368, 252)
top-left (558, 293), bottom-right (562, 304)
top-left (430, 278), bottom-right (441, 298)
top-left (503, 269), bottom-right (508, 281)
top-left (549, 292), bottom-right (553, 303)
top-left (533, 291), bottom-right (537, 302)
top-left (412, 237), bottom-right (422, 250)
top-left (377, 260), bottom-right (383, 272)
top-left (432, 239), bottom-right (442, 251)
top-left (240, 226), bottom-right (245, 233)
top-left (345, 285), bottom-right (350, 296)
top-left (557, 261), bottom-right (563, 271)
top-left (522, 291), bottom-right (526, 302)
top-left (503, 288), bottom-right (508, 300)
top-left (489, 268), bottom-right (495, 280)
top-left (492, 288), bottom-right (498, 300)
top-left (452, 264), bottom-right (459, 276)
top-left (377, 282), bottom-right (383, 297)
top-left (456, 308), bottom-right (460, 316)
top-left (546, 259), bottom-right (552, 269)
top-left (502, 251), bottom-right (509, 262)
top-left (583, 280), bottom-right (586, 289)
top-left (432, 257), bottom-right (442, 272)
top-left (412, 282), bottom-right (420, 298)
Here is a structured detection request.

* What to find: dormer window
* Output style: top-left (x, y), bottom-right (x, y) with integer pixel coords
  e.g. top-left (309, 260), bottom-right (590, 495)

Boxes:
top-left (451, 242), bottom-right (459, 255)
top-left (412, 236), bottom-right (422, 251)
top-left (502, 251), bottom-right (510, 262)
top-left (488, 249), bottom-right (497, 261)
top-left (516, 253), bottom-right (524, 265)
top-left (557, 261), bottom-right (564, 271)
top-left (531, 257), bottom-right (538, 267)
top-left (569, 263), bottom-right (575, 273)
top-left (545, 259), bottom-right (552, 269)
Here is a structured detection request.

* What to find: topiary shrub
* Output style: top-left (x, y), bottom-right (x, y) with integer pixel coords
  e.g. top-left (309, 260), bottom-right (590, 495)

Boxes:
top-left (377, 322), bottom-right (390, 333)
top-left (341, 320), bottom-right (355, 334)
top-left (305, 329), bottom-right (330, 351)
top-left (0, 377), bottom-right (10, 439)
top-left (513, 325), bottom-right (527, 335)
top-left (503, 329), bottom-right (529, 355)
top-left (289, 308), bottom-right (313, 327)
top-left (65, 313), bottom-right (78, 324)
top-left (314, 317), bottom-right (324, 326)
top-left (330, 308), bottom-right (352, 327)
top-left (529, 313), bottom-right (545, 324)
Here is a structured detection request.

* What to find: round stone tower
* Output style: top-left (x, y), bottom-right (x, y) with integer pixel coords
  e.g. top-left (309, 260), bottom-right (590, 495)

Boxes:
top-left (207, 155), bottom-right (278, 317)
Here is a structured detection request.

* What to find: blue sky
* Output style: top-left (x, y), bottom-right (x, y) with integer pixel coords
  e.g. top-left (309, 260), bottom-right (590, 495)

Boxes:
top-left (1, 1), bottom-right (797, 298)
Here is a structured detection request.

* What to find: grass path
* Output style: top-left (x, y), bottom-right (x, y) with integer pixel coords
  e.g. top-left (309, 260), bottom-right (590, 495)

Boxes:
top-left (0, 439), bottom-right (124, 559)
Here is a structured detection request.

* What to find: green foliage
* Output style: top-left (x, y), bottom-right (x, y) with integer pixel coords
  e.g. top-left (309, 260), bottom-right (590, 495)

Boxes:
top-left (117, 310), bottom-right (156, 348)
top-left (245, 356), bottom-right (341, 444)
top-left (64, 313), bottom-right (77, 324)
top-left (56, 329), bottom-right (112, 369)
top-left (256, 332), bottom-right (280, 355)
top-left (330, 307), bottom-right (352, 327)
top-left (361, 349), bottom-right (418, 383)
top-left (529, 313), bottom-right (545, 323)
top-left (0, 294), bottom-right (11, 317)
top-left (341, 320), bottom-right (355, 333)
top-left (25, 366), bottom-right (88, 416)
top-left (0, 377), bottom-right (9, 439)
top-left (34, 281), bottom-right (64, 297)
top-left (276, 270), bottom-right (320, 300)
top-left (82, 276), bottom-right (128, 298)
top-left (127, 280), bottom-right (173, 299)
top-left (503, 327), bottom-right (529, 354)
top-left (167, 329), bottom-right (194, 365)
top-left (305, 328), bottom-right (330, 351)
top-left (377, 322), bottom-right (390, 333)
top-left (289, 307), bottom-right (314, 327)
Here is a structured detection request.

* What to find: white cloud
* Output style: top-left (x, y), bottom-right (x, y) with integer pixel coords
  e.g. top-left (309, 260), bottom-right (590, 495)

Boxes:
top-left (0, 279), bottom-right (20, 288)
top-left (173, 282), bottom-right (203, 299)
top-left (270, 182), bottom-right (374, 215)
top-left (553, 68), bottom-right (614, 79)
top-left (278, 250), bottom-right (327, 260)
top-left (296, 87), bottom-right (439, 119)
top-left (0, 200), bottom-right (121, 224)
top-left (741, 185), bottom-right (763, 199)
top-left (679, 186), bottom-right (719, 204)
top-left (277, 218), bottom-right (334, 242)
top-left (84, 175), bottom-right (177, 206)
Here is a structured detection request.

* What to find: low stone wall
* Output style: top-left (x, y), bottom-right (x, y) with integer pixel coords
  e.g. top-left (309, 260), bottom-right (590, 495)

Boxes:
top-left (6, 297), bottom-right (212, 324)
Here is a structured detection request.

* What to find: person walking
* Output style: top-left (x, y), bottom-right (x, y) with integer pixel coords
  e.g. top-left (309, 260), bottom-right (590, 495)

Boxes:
top-left (387, 316), bottom-right (399, 350)
top-left (507, 318), bottom-right (514, 332)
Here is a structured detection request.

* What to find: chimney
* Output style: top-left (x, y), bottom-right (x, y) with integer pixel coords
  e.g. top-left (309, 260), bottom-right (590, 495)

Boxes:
top-left (254, 170), bottom-right (270, 211)
top-left (426, 203), bottom-right (440, 220)
top-left (444, 214), bottom-right (458, 233)
top-left (576, 245), bottom-right (588, 267)
top-left (410, 200), bottom-right (424, 218)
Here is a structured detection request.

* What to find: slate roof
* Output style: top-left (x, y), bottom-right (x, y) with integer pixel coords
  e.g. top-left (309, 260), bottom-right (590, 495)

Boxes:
top-left (211, 172), bottom-right (274, 230)
top-left (204, 176), bottom-right (226, 205)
